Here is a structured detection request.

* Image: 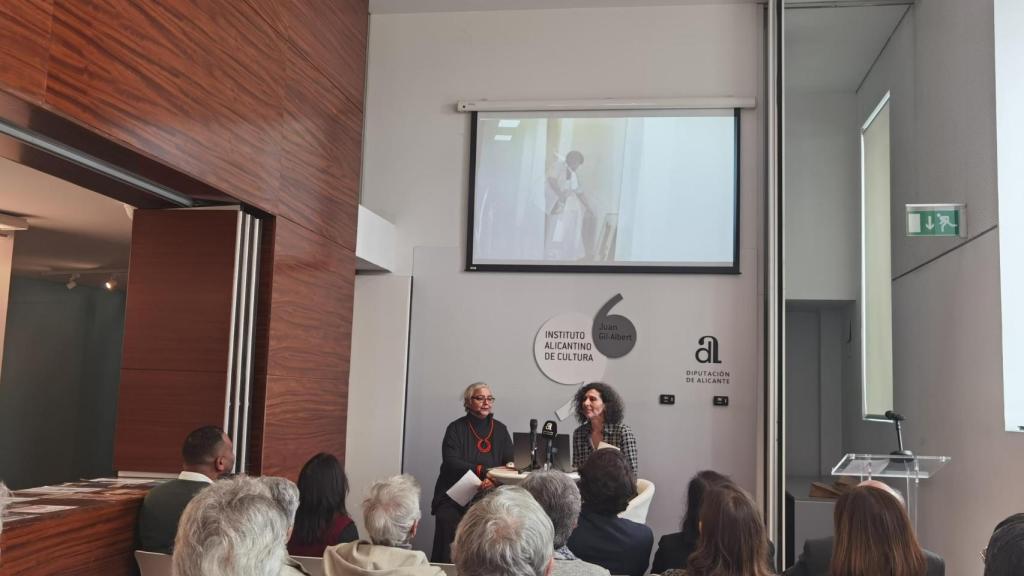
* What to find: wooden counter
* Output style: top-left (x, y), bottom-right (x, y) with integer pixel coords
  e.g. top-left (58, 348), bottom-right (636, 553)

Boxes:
top-left (0, 479), bottom-right (159, 575)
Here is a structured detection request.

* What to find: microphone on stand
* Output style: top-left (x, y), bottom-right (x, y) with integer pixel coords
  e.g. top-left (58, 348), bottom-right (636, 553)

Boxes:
top-left (884, 410), bottom-right (914, 461)
top-left (541, 421), bottom-right (557, 471)
top-left (529, 418), bottom-right (539, 471)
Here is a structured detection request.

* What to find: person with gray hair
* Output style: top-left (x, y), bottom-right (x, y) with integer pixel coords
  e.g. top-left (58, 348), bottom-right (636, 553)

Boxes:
top-left (521, 471), bottom-right (610, 576)
top-left (452, 485), bottom-right (554, 576)
top-left (1, 481), bottom-right (9, 538)
top-left (172, 475), bottom-right (295, 576)
top-left (260, 476), bottom-right (312, 576)
top-left (324, 474), bottom-right (442, 576)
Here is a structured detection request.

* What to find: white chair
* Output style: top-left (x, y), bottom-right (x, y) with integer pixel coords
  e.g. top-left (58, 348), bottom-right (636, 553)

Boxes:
top-left (431, 562), bottom-right (458, 576)
top-left (618, 478), bottom-right (655, 524)
top-left (135, 550), bottom-right (173, 576)
top-left (294, 555), bottom-right (325, 576)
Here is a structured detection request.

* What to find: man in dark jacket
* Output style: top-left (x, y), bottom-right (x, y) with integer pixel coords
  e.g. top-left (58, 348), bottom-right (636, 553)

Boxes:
top-left (136, 425), bottom-right (235, 553)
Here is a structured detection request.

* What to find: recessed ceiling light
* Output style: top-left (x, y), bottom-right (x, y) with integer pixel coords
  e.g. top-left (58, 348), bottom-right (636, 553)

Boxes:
top-left (497, 120), bottom-right (521, 128)
top-left (494, 134), bottom-right (513, 142)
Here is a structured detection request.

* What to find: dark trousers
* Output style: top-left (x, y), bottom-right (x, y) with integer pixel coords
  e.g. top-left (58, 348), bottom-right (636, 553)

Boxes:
top-left (431, 500), bottom-right (465, 563)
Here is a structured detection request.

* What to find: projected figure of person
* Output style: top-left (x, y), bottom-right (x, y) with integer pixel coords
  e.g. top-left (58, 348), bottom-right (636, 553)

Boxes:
top-left (545, 150), bottom-right (591, 261)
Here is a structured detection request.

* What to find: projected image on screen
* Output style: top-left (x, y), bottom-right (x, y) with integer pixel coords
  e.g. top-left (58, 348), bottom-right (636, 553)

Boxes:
top-left (468, 109), bottom-right (739, 273)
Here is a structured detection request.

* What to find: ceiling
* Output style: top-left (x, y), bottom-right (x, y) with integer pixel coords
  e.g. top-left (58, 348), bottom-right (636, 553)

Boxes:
top-left (0, 156), bottom-right (132, 285)
top-left (786, 4), bottom-right (908, 93)
top-left (369, 0), bottom-right (758, 14)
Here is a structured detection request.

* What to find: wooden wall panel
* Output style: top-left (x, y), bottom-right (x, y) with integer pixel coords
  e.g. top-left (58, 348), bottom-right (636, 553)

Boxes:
top-left (120, 210), bottom-right (239, 372)
top-left (0, 0), bottom-right (367, 488)
top-left (280, 47), bottom-right (361, 250)
top-left (114, 369), bottom-right (228, 473)
top-left (244, 0), bottom-right (367, 109)
top-left (260, 374), bottom-right (348, 480)
top-left (45, 0), bottom-right (279, 212)
top-left (266, 217), bottom-right (354, 381)
top-left (0, 0), bottom-right (53, 103)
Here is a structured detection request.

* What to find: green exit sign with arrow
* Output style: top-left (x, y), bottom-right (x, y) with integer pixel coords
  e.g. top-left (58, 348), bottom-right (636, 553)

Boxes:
top-left (906, 204), bottom-right (967, 238)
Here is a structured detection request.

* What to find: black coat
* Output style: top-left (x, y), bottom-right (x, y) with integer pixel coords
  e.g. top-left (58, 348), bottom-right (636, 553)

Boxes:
top-left (567, 507), bottom-right (653, 576)
top-left (430, 414), bottom-right (513, 512)
top-left (784, 536), bottom-right (945, 576)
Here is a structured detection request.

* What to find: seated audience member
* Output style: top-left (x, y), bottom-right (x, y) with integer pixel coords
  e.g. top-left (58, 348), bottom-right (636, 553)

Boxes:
top-left (785, 480), bottom-right (943, 576)
top-left (652, 470), bottom-right (733, 573)
top-left (137, 425), bottom-right (235, 553)
top-left (262, 476), bottom-right (312, 575)
top-left (984, 513), bottom-right (1024, 576)
top-left (662, 484), bottom-right (774, 576)
top-left (565, 448), bottom-right (653, 576)
top-left (288, 453), bottom-right (359, 557)
top-left (453, 485), bottom-right (554, 576)
top-left (172, 475), bottom-right (291, 576)
top-left (324, 474), bottom-right (441, 576)
top-left (1, 481), bottom-right (8, 533)
top-left (521, 470), bottom-right (610, 576)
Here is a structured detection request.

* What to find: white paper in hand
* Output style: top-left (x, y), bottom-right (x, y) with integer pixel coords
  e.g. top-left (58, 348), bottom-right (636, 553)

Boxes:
top-left (446, 470), bottom-right (482, 507)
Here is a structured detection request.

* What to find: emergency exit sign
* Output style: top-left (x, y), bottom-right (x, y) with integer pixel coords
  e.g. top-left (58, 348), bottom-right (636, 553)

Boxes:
top-left (906, 204), bottom-right (966, 237)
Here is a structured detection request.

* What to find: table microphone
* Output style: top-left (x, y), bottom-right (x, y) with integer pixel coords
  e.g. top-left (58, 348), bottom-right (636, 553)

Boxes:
top-left (884, 410), bottom-right (913, 460)
top-left (541, 420), bottom-right (557, 470)
top-left (529, 418), bottom-right (539, 471)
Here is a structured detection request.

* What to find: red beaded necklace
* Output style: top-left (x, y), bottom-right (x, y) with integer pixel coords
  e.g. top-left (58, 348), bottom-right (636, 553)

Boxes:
top-left (467, 418), bottom-right (495, 454)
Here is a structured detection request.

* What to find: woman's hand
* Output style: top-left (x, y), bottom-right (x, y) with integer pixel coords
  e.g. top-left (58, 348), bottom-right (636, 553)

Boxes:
top-left (479, 478), bottom-right (496, 491)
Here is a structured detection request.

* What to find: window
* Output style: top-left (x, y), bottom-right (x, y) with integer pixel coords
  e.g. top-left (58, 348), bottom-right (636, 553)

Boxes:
top-left (861, 93), bottom-right (893, 419)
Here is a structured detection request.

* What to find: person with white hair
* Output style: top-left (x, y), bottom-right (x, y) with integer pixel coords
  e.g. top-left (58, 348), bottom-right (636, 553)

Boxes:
top-left (261, 476), bottom-right (312, 576)
top-left (324, 474), bottom-right (441, 576)
top-left (452, 485), bottom-right (555, 576)
top-left (431, 382), bottom-right (514, 563)
top-left (521, 471), bottom-right (609, 576)
top-left (1, 481), bottom-right (9, 537)
top-left (172, 475), bottom-right (294, 576)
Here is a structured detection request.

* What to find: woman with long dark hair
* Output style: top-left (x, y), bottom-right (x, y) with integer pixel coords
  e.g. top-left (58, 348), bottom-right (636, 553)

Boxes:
top-left (652, 470), bottom-right (733, 573)
top-left (830, 484), bottom-right (939, 576)
top-left (287, 452), bottom-right (359, 557)
top-left (571, 382), bottom-right (638, 472)
top-left (663, 484), bottom-right (774, 576)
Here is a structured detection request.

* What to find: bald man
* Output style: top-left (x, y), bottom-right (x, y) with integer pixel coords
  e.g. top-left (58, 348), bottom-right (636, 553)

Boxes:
top-left (784, 480), bottom-right (945, 576)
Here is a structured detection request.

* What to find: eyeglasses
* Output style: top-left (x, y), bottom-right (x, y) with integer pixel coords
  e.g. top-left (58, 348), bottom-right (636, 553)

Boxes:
top-left (471, 395), bottom-right (496, 403)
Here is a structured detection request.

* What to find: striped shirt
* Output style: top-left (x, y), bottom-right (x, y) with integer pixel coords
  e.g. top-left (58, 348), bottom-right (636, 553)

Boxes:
top-left (572, 421), bottom-right (638, 473)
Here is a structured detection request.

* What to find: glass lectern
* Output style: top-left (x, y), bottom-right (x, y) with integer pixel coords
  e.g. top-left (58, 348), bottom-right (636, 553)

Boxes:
top-left (832, 453), bottom-right (950, 529)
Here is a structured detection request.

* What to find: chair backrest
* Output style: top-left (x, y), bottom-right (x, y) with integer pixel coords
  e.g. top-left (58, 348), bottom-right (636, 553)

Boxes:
top-left (135, 550), bottom-right (173, 576)
top-left (431, 562), bottom-right (458, 576)
top-left (618, 478), bottom-right (656, 524)
top-left (294, 555), bottom-right (326, 576)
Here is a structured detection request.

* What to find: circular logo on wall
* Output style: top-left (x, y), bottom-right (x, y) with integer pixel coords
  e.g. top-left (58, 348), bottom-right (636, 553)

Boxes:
top-left (534, 313), bottom-right (607, 385)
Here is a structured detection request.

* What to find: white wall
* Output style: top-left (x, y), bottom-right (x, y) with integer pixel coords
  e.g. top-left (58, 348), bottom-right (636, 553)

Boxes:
top-left (360, 2), bottom-right (764, 557)
top-left (363, 4), bottom-right (763, 275)
top-left (841, 2), bottom-right (1023, 572)
top-left (784, 92), bottom-right (859, 301)
top-left (345, 275), bottom-right (413, 537)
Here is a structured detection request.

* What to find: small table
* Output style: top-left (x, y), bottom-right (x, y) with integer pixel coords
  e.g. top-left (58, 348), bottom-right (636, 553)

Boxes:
top-left (488, 467), bottom-right (579, 486)
top-left (0, 478), bottom-right (161, 575)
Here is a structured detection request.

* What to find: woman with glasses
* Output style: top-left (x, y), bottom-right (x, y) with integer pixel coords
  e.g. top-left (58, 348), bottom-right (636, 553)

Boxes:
top-left (430, 382), bottom-right (513, 563)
